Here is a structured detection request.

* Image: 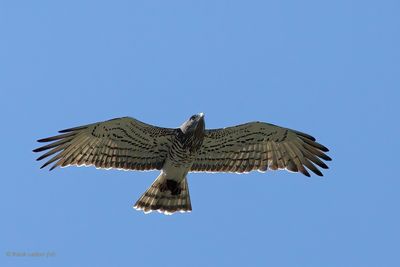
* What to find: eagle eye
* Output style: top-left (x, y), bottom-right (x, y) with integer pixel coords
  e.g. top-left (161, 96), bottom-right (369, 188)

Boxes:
top-left (190, 115), bottom-right (196, 120)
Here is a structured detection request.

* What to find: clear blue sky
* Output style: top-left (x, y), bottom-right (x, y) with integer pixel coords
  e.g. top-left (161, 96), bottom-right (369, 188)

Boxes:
top-left (1, 1), bottom-right (399, 266)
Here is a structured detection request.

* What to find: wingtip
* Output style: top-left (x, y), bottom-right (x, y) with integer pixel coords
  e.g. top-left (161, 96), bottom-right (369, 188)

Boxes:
top-left (32, 146), bottom-right (46, 152)
top-left (36, 154), bottom-right (47, 161)
top-left (320, 146), bottom-right (329, 152)
top-left (58, 125), bottom-right (88, 133)
top-left (40, 161), bottom-right (52, 170)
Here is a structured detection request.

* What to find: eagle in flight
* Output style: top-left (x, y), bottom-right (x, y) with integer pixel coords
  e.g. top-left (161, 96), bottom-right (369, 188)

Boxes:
top-left (33, 113), bottom-right (331, 215)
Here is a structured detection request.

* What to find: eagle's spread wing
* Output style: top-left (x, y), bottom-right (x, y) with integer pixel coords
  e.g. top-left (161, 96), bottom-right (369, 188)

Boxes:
top-left (190, 122), bottom-right (331, 176)
top-left (33, 117), bottom-right (176, 171)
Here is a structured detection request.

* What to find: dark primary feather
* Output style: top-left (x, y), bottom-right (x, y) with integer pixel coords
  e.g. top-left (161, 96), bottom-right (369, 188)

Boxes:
top-left (58, 124), bottom-right (92, 133)
top-left (33, 117), bottom-right (176, 171)
top-left (37, 132), bottom-right (77, 143)
top-left (190, 122), bottom-right (331, 177)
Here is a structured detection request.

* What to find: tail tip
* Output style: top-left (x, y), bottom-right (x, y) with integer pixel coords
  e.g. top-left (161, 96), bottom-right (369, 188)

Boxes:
top-left (133, 204), bottom-right (191, 215)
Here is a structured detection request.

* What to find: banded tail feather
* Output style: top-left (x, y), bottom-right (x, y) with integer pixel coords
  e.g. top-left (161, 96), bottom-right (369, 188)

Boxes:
top-left (134, 175), bottom-right (192, 215)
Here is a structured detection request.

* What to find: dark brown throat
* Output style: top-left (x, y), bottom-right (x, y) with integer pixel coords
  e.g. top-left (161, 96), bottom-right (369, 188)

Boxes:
top-left (178, 122), bottom-right (205, 153)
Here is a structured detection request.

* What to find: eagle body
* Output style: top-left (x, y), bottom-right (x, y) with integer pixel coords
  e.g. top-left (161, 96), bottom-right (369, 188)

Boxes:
top-left (134, 114), bottom-right (205, 213)
top-left (34, 113), bottom-right (331, 215)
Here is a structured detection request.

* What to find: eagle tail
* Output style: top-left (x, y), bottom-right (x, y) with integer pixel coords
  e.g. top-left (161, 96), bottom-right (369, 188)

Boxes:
top-left (133, 174), bottom-right (192, 215)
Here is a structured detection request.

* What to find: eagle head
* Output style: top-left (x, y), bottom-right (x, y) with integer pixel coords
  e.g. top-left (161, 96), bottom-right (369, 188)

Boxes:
top-left (180, 113), bottom-right (205, 135)
top-left (179, 113), bottom-right (205, 152)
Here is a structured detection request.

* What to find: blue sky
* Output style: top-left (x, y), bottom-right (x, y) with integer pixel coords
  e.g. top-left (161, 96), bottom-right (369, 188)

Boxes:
top-left (1, 0), bottom-right (399, 266)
